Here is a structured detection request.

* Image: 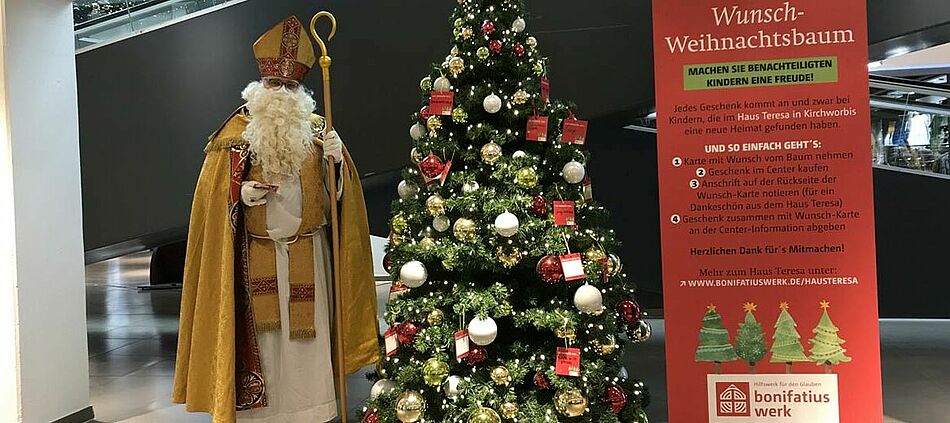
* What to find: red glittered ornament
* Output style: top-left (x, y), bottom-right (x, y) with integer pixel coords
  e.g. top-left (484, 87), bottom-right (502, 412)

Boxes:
top-left (362, 409), bottom-right (380, 423)
top-left (531, 193), bottom-right (547, 217)
top-left (533, 371), bottom-right (551, 390)
top-left (397, 321), bottom-right (420, 345)
top-left (419, 154), bottom-right (445, 178)
top-left (603, 384), bottom-right (628, 414)
top-left (616, 299), bottom-right (642, 325)
top-left (420, 105), bottom-right (432, 120)
top-left (536, 255), bottom-right (563, 283)
top-left (466, 346), bottom-right (487, 365)
top-left (514, 43), bottom-right (526, 57)
top-left (482, 20), bottom-right (495, 35)
top-left (489, 39), bottom-right (503, 54)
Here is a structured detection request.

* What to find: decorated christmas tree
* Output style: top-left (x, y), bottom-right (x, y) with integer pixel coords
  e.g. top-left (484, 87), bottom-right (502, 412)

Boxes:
top-left (769, 302), bottom-right (810, 373)
top-left (362, 1), bottom-right (649, 422)
top-left (808, 300), bottom-right (851, 373)
top-left (695, 304), bottom-right (737, 374)
top-left (735, 303), bottom-right (767, 373)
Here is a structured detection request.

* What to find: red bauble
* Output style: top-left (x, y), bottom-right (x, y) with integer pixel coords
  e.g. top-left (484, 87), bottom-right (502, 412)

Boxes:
top-left (603, 384), bottom-right (628, 413)
top-left (466, 346), bottom-right (487, 365)
top-left (616, 299), bottom-right (642, 325)
top-left (419, 154), bottom-right (445, 178)
top-left (536, 255), bottom-right (563, 283)
top-left (420, 105), bottom-right (432, 120)
top-left (382, 253), bottom-right (393, 272)
top-left (514, 43), bottom-right (526, 57)
top-left (397, 321), bottom-right (420, 345)
top-left (362, 409), bottom-right (380, 423)
top-left (533, 371), bottom-right (551, 390)
top-left (482, 20), bottom-right (496, 35)
top-left (531, 193), bottom-right (547, 217)
top-left (489, 39), bottom-right (503, 54)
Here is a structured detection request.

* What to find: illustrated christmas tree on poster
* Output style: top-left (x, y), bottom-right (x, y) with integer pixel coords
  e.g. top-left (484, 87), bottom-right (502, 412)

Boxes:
top-left (769, 302), bottom-right (810, 374)
top-left (808, 300), bottom-right (851, 373)
top-left (735, 302), bottom-right (766, 373)
top-left (695, 304), bottom-right (737, 374)
top-left (362, 0), bottom-right (650, 422)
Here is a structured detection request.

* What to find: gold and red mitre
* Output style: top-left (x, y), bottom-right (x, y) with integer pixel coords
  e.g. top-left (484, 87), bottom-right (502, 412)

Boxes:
top-left (252, 16), bottom-right (316, 83)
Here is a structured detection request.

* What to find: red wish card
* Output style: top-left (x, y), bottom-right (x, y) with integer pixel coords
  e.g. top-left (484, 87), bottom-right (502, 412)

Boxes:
top-left (385, 327), bottom-right (399, 357)
top-left (430, 92), bottom-right (454, 116)
top-left (562, 119), bottom-right (589, 144)
top-left (455, 330), bottom-right (470, 360)
top-left (555, 347), bottom-right (581, 376)
top-left (527, 115), bottom-right (549, 142)
top-left (553, 201), bottom-right (576, 226)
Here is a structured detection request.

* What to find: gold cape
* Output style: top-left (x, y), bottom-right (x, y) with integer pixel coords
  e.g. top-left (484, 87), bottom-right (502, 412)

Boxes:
top-left (173, 108), bottom-right (380, 423)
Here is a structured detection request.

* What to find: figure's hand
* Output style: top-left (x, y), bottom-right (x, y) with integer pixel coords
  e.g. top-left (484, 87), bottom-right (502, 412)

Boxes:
top-left (241, 181), bottom-right (274, 206)
top-left (323, 130), bottom-right (343, 164)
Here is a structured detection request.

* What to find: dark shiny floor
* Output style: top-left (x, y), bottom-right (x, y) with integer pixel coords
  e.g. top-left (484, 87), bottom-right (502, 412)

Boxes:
top-left (87, 252), bottom-right (948, 422)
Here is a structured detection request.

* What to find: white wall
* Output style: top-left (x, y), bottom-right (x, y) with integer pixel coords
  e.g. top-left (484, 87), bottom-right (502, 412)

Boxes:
top-left (0, 0), bottom-right (91, 421)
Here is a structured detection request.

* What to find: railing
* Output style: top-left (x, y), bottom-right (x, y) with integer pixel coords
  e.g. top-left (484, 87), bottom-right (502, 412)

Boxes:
top-left (74, 0), bottom-right (244, 52)
top-left (870, 74), bottom-right (950, 177)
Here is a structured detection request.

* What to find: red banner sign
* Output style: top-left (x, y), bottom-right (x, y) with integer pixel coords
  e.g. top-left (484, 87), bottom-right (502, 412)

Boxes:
top-left (652, 1), bottom-right (881, 422)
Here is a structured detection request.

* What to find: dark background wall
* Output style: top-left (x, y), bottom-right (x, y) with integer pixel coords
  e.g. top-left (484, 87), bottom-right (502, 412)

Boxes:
top-left (76, 0), bottom-right (653, 250)
top-left (78, 0), bottom-right (950, 314)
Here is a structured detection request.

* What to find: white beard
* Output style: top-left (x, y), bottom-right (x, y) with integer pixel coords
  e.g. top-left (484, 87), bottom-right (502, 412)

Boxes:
top-left (241, 80), bottom-right (317, 181)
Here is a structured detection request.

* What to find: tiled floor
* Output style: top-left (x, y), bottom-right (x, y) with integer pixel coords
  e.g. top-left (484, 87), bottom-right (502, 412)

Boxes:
top-left (86, 252), bottom-right (949, 422)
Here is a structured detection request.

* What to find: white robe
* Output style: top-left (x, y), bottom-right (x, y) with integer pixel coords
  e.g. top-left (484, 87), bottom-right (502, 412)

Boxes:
top-left (237, 165), bottom-right (344, 423)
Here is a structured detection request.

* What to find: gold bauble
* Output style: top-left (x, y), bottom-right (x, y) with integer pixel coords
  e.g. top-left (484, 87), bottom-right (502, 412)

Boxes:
top-left (427, 309), bottom-right (444, 325)
top-left (420, 76), bottom-right (432, 91)
top-left (512, 89), bottom-right (529, 105)
top-left (391, 214), bottom-right (409, 234)
top-left (515, 167), bottom-right (538, 189)
top-left (555, 388), bottom-right (588, 417)
top-left (420, 237), bottom-right (436, 248)
top-left (411, 147), bottom-right (424, 164)
top-left (480, 142), bottom-right (502, 165)
top-left (556, 326), bottom-right (576, 340)
top-left (453, 218), bottom-right (477, 241)
top-left (595, 335), bottom-right (617, 355)
top-left (462, 27), bottom-right (474, 40)
top-left (422, 358), bottom-right (450, 386)
top-left (469, 407), bottom-right (502, 423)
top-left (426, 115), bottom-right (442, 132)
top-left (476, 46), bottom-right (490, 60)
top-left (448, 56), bottom-right (465, 76)
top-left (499, 402), bottom-right (518, 419)
top-left (526, 36), bottom-right (538, 49)
top-left (496, 247), bottom-right (520, 268)
top-left (395, 391), bottom-right (426, 422)
top-left (533, 61), bottom-right (545, 76)
top-left (452, 107), bottom-right (468, 123)
top-left (454, 18), bottom-right (464, 28)
top-left (585, 247), bottom-right (607, 264)
top-left (490, 366), bottom-right (510, 385)
top-left (426, 194), bottom-right (446, 217)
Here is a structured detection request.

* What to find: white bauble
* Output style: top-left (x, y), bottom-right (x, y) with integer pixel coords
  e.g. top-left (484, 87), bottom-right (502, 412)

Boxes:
top-left (443, 375), bottom-right (464, 399)
top-left (494, 212), bottom-right (520, 237)
top-left (462, 181), bottom-right (480, 193)
top-left (398, 180), bottom-right (419, 199)
top-left (562, 160), bottom-right (586, 184)
top-left (511, 17), bottom-right (526, 33)
top-left (512, 150), bottom-right (527, 158)
top-left (483, 94), bottom-right (503, 114)
top-left (370, 379), bottom-right (398, 399)
top-left (433, 76), bottom-right (453, 92)
top-left (410, 123), bottom-right (427, 141)
top-left (468, 317), bottom-right (498, 346)
top-left (618, 366), bottom-right (629, 380)
top-left (400, 261), bottom-right (428, 288)
top-left (433, 215), bottom-right (451, 232)
top-left (573, 284), bottom-right (604, 314)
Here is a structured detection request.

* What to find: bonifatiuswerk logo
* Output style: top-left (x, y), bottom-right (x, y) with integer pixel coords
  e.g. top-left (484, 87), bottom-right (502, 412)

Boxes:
top-left (716, 382), bottom-right (751, 417)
